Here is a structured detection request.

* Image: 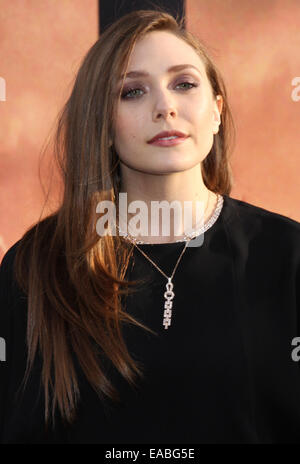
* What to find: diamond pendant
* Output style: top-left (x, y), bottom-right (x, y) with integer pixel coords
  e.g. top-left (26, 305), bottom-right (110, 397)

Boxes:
top-left (163, 277), bottom-right (175, 329)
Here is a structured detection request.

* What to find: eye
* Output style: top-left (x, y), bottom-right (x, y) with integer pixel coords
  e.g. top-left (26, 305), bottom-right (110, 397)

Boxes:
top-left (121, 87), bottom-right (144, 99)
top-left (175, 81), bottom-right (198, 91)
top-left (120, 80), bottom-right (199, 100)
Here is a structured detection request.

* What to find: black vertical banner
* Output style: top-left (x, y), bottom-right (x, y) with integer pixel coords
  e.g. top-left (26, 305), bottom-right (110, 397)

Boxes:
top-left (99, 0), bottom-right (186, 35)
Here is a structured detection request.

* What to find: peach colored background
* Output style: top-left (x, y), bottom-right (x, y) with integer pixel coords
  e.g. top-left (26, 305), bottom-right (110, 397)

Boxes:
top-left (1, 0), bottom-right (300, 261)
top-left (0, 0), bottom-right (98, 261)
top-left (187, 0), bottom-right (300, 216)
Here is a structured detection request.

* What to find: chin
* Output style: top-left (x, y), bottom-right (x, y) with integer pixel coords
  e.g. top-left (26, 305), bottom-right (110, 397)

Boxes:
top-left (156, 156), bottom-right (199, 169)
top-left (145, 161), bottom-right (197, 174)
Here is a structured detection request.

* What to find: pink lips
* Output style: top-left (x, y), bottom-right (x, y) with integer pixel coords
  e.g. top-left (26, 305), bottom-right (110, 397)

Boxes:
top-left (149, 137), bottom-right (188, 147)
top-left (147, 130), bottom-right (189, 147)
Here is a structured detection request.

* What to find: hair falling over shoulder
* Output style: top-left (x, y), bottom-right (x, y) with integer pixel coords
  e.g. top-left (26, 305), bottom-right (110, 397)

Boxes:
top-left (13, 8), bottom-right (235, 429)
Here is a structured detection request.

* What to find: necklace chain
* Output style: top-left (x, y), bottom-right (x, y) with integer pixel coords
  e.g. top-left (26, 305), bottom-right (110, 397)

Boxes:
top-left (114, 192), bottom-right (223, 329)
top-left (133, 234), bottom-right (191, 281)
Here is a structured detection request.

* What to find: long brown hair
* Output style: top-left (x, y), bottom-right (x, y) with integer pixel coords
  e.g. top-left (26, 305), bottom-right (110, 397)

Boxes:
top-left (14, 9), bottom-right (235, 429)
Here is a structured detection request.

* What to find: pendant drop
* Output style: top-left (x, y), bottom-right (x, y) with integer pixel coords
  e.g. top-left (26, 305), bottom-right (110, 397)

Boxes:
top-left (163, 277), bottom-right (175, 329)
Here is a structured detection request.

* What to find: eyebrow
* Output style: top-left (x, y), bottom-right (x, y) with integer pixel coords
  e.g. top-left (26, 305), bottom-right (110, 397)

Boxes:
top-left (120, 64), bottom-right (202, 80)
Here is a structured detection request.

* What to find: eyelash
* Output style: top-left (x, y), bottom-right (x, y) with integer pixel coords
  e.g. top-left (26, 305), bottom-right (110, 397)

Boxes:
top-left (121, 81), bottom-right (199, 100)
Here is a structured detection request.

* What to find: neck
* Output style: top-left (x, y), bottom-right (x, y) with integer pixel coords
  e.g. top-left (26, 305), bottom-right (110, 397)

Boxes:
top-left (117, 165), bottom-right (217, 244)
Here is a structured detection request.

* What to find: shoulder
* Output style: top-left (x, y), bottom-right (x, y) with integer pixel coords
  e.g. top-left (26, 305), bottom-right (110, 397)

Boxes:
top-left (0, 240), bottom-right (22, 275)
top-left (221, 195), bottom-right (300, 270)
top-left (1, 211), bottom-right (59, 278)
top-left (224, 194), bottom-right (300, 229)
top-left (0, 211), bottom-right (59, 306)
top-left (0, 239), bottom-right (24, 302)
top-left (224, 195), bottom-right (300, 245)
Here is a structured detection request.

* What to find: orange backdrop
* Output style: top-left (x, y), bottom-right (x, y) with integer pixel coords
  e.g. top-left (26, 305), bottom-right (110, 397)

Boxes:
top-left (0, 0), bottom-right (299, 261)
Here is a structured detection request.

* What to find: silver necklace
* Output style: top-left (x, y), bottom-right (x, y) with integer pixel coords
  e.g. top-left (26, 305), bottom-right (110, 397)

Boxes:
top-left (118, 194), bottom-right (224, 244)
top-left (115, 192), bottom-right (224, 329)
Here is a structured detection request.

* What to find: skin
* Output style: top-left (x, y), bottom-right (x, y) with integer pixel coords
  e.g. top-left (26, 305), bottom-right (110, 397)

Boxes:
top-left (113, 30), bottom-right (223, 243)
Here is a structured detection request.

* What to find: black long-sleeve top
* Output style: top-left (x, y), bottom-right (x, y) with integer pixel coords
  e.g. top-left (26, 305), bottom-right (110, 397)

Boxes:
top-left (1, 194), bottom-right (300, 443)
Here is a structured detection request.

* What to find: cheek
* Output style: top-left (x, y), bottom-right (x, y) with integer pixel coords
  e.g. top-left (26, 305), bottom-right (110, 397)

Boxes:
top-left (115, 109), bottom-right (144, 144)
top-left (190, 100), bottom-right (214, 133)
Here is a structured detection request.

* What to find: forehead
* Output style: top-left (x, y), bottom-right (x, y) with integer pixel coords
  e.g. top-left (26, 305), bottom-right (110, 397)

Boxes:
top-left (125, 30), bottom-right (207, 77)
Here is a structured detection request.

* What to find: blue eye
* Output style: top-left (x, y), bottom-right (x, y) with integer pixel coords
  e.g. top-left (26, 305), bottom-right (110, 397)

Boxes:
top-left (121, 87), bottom-right (144, 99)
top-left (121, 81), bottom-right (198, 100)
top-left (175, 82), bottom-right (197, 90)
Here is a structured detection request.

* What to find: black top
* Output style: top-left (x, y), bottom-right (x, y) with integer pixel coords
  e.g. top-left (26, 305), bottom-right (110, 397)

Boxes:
top-left (1, 194), bottom-right (300, 444)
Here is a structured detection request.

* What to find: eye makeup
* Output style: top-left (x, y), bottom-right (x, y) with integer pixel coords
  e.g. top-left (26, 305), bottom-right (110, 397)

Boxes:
top-left (119, 75), bottom-right (200, 100)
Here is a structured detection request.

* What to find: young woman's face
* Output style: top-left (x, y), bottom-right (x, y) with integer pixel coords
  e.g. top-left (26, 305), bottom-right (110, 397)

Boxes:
top-left (114, 30), bottom-right (222, 176)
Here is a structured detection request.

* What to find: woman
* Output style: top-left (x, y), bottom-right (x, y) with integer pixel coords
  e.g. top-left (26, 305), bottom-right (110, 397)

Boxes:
top-left (1, 10), bottom-right (300, 444)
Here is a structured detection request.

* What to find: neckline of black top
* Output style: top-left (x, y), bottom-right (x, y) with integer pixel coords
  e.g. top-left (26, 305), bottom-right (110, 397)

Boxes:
top-left (134, 193), bottom-right (232, 249)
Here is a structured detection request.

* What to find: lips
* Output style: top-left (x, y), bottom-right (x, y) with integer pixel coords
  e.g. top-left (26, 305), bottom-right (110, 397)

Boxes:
top-left (147, 130), bottom-right (188, 144)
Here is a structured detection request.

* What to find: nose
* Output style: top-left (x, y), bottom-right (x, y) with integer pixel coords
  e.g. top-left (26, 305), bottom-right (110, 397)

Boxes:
top-left (154, 108), bottom-right (177, 120)
top-left (152, 91), bottom-right (177, 121)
